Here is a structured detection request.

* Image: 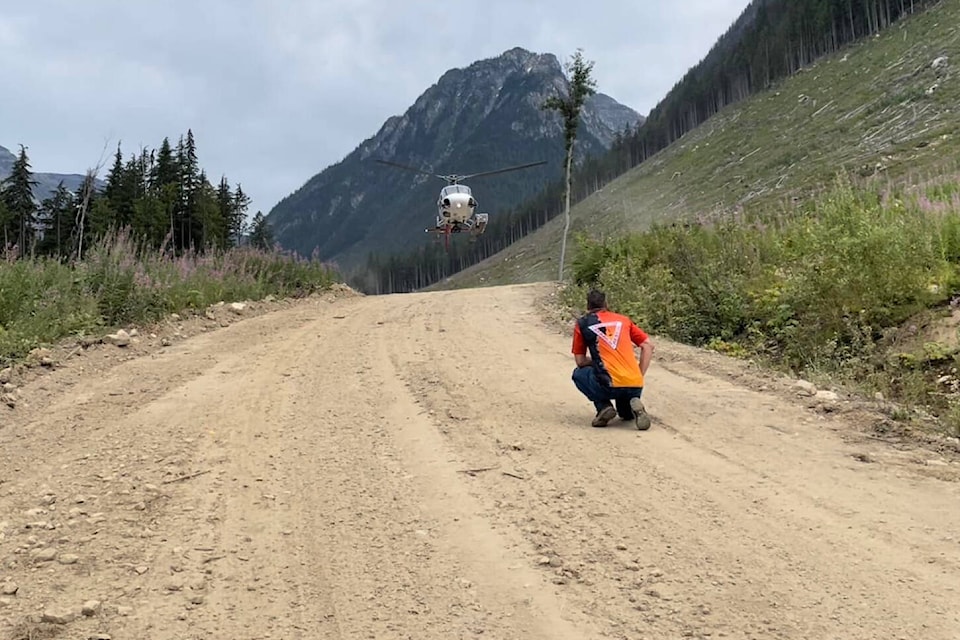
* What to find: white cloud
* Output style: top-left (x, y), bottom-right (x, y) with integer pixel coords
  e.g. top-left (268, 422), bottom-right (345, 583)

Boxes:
top-left (0, 0), bottom-right (749, 215)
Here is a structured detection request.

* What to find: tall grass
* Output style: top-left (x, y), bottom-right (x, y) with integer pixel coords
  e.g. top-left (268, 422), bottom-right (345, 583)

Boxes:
top-left (566, 172), bottom-right (960, 435)
top-left (0, 228), bottom-right (339, 365)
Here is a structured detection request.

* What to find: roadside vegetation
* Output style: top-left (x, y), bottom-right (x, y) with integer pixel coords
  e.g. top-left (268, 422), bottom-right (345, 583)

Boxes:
top-left (0, 230), bottom-right (338, 366)
top-left (565, 170), bottom-right (960, 437)
top-left (0, 135), bottom-right (339, 367)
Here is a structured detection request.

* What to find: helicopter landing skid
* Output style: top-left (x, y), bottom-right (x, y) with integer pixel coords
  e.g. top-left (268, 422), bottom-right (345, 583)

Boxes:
top-left (424, 215), bottom-right (488, 249)
top-left (424, 214), bottom-right (489, 236)
top-left (425, 224), bottom-right (455, 250)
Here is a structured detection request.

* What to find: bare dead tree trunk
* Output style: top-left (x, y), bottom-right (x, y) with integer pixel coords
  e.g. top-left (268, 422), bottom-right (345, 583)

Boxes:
top-left (73, 140), bottom-right (110, 261)
top-left (558, 143), bottom-right (574, 281)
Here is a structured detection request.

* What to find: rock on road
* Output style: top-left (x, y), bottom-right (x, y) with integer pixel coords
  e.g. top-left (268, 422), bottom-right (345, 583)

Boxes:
top-left (1, 283), bottom-right (958, 640)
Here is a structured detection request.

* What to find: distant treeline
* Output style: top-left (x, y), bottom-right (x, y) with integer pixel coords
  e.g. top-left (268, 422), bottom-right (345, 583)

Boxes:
top-left (1, 130), bottom-right (273, 260)
top-left (354, 0), bottom-right (938, 295)
top-left (632, 0), bottom-right (938, 160)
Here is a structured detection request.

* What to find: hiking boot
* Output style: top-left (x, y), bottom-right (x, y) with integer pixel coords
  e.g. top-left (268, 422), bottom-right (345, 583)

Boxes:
top-left (591, 405), bottom-right (617, 428)
top-left (630, 397), bottom-right (651, 431)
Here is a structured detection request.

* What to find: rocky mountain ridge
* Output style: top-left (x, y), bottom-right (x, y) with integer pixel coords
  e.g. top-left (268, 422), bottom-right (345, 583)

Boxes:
top-left (266, 47), bottom-right (643, 269)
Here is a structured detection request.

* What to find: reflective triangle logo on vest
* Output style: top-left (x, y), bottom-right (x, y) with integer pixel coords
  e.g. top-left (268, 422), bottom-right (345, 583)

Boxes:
top-left (588, 321), bottom-right (622, 349)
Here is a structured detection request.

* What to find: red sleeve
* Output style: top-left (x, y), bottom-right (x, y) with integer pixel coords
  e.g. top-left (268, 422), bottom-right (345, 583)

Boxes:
top-left (572, 323), bottom-right (586, 355)
top-left (630, 322), bottom-right (649, 346)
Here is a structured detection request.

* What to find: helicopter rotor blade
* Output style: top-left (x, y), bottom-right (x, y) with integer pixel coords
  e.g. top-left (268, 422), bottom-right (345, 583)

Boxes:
top-left (373, 159), bottom-right (446, 181)
top-left (458, 160), bottom-right (549, 181)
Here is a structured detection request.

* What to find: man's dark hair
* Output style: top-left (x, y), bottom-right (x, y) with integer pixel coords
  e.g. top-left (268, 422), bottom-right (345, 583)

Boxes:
top-left (586, 289), bottom-right (606, 311)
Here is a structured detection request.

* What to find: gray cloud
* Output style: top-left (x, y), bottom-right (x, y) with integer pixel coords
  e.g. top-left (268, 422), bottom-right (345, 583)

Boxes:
top-left (1, 0), bottom-right (748, 216)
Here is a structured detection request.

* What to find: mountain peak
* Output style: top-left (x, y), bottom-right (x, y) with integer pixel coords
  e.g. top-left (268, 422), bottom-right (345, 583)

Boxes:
top-left (267, 50), bottom-right (642, 269)
top-left (497, 46), bottom-right (560, 68)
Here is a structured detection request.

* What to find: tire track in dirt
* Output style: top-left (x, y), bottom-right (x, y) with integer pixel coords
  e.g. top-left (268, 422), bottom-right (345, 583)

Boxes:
top-left (248, 294), bottom-right (605, 639)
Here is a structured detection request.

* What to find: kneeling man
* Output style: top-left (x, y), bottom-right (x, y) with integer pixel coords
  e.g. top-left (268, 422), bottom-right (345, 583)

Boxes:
top-left (571, 289), bottom-right (654, 429)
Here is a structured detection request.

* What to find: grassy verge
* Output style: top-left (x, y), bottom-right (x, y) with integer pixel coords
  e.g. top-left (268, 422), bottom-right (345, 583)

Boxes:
top-left (564, 171), bottom-right (960, 438)
top-left (0, 229), bottom-right (340, 366)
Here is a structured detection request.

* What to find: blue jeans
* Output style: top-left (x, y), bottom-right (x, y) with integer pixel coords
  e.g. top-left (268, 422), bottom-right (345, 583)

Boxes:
top-left (572, 366), bottom-right (643, 418)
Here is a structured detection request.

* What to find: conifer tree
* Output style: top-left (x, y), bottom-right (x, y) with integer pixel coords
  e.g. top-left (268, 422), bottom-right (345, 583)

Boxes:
top-left (151, 137), bottom-right (178, 191)
top-left (177, 129), bottom-right (202, 249)
top-left (194, 170), bottom-right (222, 249)
top-left (231, 184), bottom-right (251, 245)
top-left (216, 176), bottom-right (234, 248)
top-left (36, 181), bottom-right (76, 257)
top-left (1, 145), bottom-right (40, 253)
top-left (542, 49), bottom-right (597, 281)
top-left (248, 211), bottom-right (274, 250)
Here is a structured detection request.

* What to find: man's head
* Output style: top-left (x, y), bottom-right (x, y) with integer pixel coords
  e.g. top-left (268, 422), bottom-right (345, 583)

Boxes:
top-left (586, 289), bottom-right (607, 312)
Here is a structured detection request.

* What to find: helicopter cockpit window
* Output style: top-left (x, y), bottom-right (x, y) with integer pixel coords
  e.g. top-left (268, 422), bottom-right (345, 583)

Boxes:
top-left (440, 185), bottom-right (471, 197)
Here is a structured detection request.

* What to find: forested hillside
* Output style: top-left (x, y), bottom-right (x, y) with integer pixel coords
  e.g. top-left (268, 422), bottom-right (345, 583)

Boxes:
top-left (627, 0), bottom-right (942, 165)
top-left (360, 0), bottom-right (941, 294)
top-left (0, 132), bottom-right (274, 259)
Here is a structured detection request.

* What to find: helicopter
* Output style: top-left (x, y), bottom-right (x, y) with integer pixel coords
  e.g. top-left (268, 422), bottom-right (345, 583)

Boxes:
top-left (374, 158), bottom-right (548, 249)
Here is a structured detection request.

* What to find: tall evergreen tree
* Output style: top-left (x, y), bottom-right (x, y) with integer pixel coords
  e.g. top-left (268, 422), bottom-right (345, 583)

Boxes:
top-left (193, 170), bottom-right (222, 249)
top-left (216, 176), bottom-right (234, 248)
top-left (151, 137), bottom-right (178, 191)
top-left (176, 129), bottom-right (202, 249)
top-left (542, 49), bottom-right (597, 281)
top-left (231, 183), bottom-right (251, 245)
top-left (36, 181), bottom-right (76, 257)
top-left (103, 143), bottom-right (124, 204)
top-left (1, 145), bottom-right (40, 253)
top-left (248, 211), bottom-right (274, 250)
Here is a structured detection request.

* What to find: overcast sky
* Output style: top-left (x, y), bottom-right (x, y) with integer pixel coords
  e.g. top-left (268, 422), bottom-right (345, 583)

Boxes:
top-left (1, 1), bottom-right (749, 216)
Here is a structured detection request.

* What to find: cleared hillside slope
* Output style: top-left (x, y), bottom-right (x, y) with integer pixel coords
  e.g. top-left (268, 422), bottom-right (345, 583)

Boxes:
top-left (435, 1), bottom-right (959, 290)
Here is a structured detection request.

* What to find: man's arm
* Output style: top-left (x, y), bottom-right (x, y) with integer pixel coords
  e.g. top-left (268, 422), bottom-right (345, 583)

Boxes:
top-left (572, 323), bottom-right (591, 367)
top-left (630, 322), bottom-right (654, 375)
top-left (637, 338), bottom-right (654, 375)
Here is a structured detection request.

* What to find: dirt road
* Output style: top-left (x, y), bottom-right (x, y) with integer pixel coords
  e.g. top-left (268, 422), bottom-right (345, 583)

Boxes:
top-left (1, 283), bottom-right (959, 640)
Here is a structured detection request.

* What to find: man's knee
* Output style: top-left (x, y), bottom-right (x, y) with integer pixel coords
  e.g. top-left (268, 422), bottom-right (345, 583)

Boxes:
top-left (572, 366), bottom-right (591, 385)
top-left (572, 366), bottom-right (601, 399)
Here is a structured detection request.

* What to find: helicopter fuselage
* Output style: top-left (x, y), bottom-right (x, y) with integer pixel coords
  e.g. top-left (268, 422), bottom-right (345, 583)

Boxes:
top-left (373, 156), bottom-right (546, 243)
top-left (438, 184), bottom-right (476, 226)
